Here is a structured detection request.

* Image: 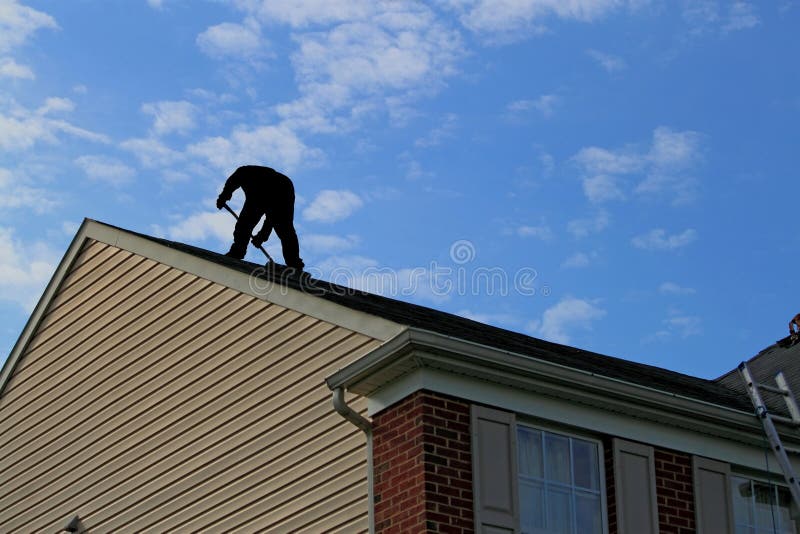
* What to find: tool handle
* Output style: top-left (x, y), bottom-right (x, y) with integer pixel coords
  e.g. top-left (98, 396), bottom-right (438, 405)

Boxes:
top-left (222, 203), bottom-right (275, 263)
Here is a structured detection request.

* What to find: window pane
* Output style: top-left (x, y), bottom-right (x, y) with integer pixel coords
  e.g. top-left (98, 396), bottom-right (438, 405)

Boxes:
top-left (520, 480), bottom-right (545, 533)
top-left (753, 482), bottom-right (777, 529)
top-left (545, 434), bottom-right (571, 484)
top-left (546, 486), bottom-right (572, 534)
top-left (776, 487), bottom-right (795, 534)
top-left (519, 428), bottom-right (543, 478)
top-left (732, 477), bottom-right (754, 526)
top-left (575, 491), bottom-right (602, 533)
top-left (572, 439), bottom-right (599, 490)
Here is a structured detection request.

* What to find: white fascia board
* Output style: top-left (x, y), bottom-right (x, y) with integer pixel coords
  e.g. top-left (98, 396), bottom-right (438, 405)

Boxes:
top-left (0, 219), bottom-right (94, 397)
top-left (369, 367), bottom-right (796, 475)
top-left (1, 219), bottom-right (405, 398)
top-left (326, 327), bottom-right (786, 450)
top-left (84, 220), bottom-right (404, 341)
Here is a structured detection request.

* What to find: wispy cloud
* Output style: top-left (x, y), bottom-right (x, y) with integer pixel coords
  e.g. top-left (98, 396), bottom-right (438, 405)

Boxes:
top-left (659, 281), bottom-right (696, 295)
top-left (302, 233), bottom-right (360, 255)
top-left (0, 226), bottom-right (58, 312)
top-left (142, 100), bottom-right (199, 136)
top-left (631, 228), bottom-right (697, 251)
top-left (415, 113), bottom-right (459, 147)
top-left (161, 209), bottom-right (234, 243)
top-left (197, 17), bottom-right (268, 61)
top-left (507, 94), bottom-right (561, 118)
top-left (573, 126), bottom-right (703, 205)
top-left (303, 189), bottom-right (364, 223)
top-left (74, 155), bottom-right (136, 187)
top-left (567, 210), bottom-right (610, 238)
top-left (0, 57), bottom-right (34, 79)
top-left (0, 98), bottom-right (109, 151)
top-left (528, 296), bottom-right (606, 344)
top-left (120, 137), bottom-right (184, 168)
top-left (0, 167), bottom-right (59, 213)
top-left (517, 223), bottom-right (554, 241)
top-left (682, 0), bottom-right (760, 34)
top-left (586, 49), bottom-right (627, 72)
top-left (562, 252), bottom-right (591, 269)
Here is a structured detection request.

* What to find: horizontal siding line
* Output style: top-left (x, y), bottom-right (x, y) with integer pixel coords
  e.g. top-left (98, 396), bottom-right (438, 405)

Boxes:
top-left (33, 254), bottom-right (157, 347)
top-left (78, 333), bottom-right (366, 525)
top-left (270, 480), bottom-right (368, 534)
top-left (109, 405), bottom-right (365, 531)
top-left (43, 246), bottom-right (137, 316)
top-left (0, 273), bottom-right (216, 438)
top-left (2, 316), bottom-right (340, 525)
top-left (25, 339), bottom-right (368, 532)
top-left (1, 266), bottom-right (190, 404)
top-left (301, 497), bottom-right (369, 534)
top-left (222, 447), bottom-right (366, 532)
top-left (0, 298), bottom-right (288, 489)
top-left (0, 283), bottom-right (240, 445)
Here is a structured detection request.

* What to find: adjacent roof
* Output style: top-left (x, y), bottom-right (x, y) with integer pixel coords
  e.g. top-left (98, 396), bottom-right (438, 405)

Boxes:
top-left (112, 221), bottom-right (753, 413)
top-left (717, 336), bottom-right (800, 417)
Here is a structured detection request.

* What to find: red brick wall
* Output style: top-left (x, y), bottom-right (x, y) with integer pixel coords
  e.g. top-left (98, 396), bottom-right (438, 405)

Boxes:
top-left (372, 390), bottom-right (473, 534)
top-left (654, 447), bottom-right (695, 533)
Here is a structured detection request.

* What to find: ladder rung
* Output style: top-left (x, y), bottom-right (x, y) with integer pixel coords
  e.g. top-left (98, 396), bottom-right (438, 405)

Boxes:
top-left (756, 383), bottom-right (790, 395)
top-left (769, 414), bottom-right (800, 427)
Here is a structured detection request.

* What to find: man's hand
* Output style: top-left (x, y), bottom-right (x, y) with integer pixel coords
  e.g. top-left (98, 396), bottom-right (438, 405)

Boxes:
top-left (216, 195), bottom-right (228, 210)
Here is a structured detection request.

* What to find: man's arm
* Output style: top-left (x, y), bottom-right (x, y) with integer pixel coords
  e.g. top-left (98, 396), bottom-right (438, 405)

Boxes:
top-left (216, 168), bottom-right (244, 209)
top-left (252, 214), bottom-right (273, 247)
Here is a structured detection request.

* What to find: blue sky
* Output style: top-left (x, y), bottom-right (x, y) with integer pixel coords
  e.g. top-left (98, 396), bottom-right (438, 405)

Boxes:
top-left (1, 0), bottom-right (798, 379)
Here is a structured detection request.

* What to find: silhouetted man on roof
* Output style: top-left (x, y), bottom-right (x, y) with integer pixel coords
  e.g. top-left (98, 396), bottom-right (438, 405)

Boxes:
top-left (216, 165), bottom-right (304, 269)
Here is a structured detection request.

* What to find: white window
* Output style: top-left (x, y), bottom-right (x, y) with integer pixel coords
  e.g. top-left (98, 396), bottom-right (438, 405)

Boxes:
top-left (731, 476), bottom-right (798, 534)
top-left (517, 425), bottom-right (605, 534)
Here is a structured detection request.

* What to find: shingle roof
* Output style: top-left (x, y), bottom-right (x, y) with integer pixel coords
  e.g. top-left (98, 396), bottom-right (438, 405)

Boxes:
top-left (117, 223), bottom-right (752, 412)
top-left (716, 336), bottom-right (800, 417)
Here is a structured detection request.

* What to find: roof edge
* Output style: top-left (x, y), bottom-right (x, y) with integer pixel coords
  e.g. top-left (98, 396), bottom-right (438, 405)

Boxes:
top-left (0, 218), bottom-right (95, 399)
top-left (327, 327), bottom-right (774, 444)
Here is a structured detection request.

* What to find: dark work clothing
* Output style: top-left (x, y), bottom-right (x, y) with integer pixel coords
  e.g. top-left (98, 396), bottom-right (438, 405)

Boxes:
top-left (219, 165), bottom-right (303, 268)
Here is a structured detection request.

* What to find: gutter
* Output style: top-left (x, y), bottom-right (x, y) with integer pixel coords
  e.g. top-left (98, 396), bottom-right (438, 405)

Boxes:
top-left (331, 387), bottom-right (374, 534)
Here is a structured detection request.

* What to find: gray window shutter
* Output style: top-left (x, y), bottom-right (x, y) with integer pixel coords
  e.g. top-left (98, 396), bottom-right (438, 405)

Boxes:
top-left (613, 438), bottom-right (659, 534)
top-left (471, 405), bottom-right (520, 534)
top-left (693, 456), bottom-right (734, 534)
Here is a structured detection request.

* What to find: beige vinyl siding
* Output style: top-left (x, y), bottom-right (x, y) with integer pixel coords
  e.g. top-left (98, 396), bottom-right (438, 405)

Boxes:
top-left (0, 240), bottom-right (381, 532)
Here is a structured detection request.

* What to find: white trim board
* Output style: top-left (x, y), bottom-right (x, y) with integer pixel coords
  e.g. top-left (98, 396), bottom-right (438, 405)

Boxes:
top-left (0, 219), bottom-right (404, 398)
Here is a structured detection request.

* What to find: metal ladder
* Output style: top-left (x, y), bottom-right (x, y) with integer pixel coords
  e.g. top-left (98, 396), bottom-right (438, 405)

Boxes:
top-left (739, 361), bottom-right (800, 510)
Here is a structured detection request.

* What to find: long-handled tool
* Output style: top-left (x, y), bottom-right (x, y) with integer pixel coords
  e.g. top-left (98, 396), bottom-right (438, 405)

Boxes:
top-left (222, 203), bottom-right (275, 264)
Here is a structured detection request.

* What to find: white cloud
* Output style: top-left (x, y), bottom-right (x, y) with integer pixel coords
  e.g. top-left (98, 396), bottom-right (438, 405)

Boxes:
top-left (0, 167), bottom-right (58, 213)
top-left (142, 100), bottom-right (198, 136)
top-left (0, 98), bottom-right (109, 151)
top-left (582, 174), bottom-right (625, 203)
top-left (0, 226), bottom-right (58, 312)
top-left (507, 94), bottom-right (560, 118)
top-left (573, 146), bottom-right (644, 175)
top-left (567, 210), bottom-right (609, 238)
top-left (561, 252), bottom-right (590, 269)
top-left (647, 311), bottom-right (702, 341)
top-left (682, 1), bottom-right (759, 34)
top-left (448, 0), bottom-right (643, 39)
top-left (659, 281), bottom-right (696, 295)
top-left (0, 56), bottom-right (33, 79)
top-left (74, 155), bottom-right (136, 187)
top-left (120, 137), bottom-right (183, 168)
top-left (517, 224), bottom-right (554, 240)
top-left (302, 233), bottom-right (360, 254)
top-left (586, 49), bottom-right (626, 72)
top-left (188, 124), bottom-right (323, 174)
top-left (0, 1), bottom-right (57, 54)
top-left (197, 17), bottom-right (267, 60)
top-left (528, 296), bottom-right (606, 344)
top-left (147, 0), bottom-right (165, 9)
top-left (241, 0), bottom-right (372, 27)
top-left (37, 97), bottom-right (74, 115)
top-left (415, 113), bottom-right (458, 147)
top-left (303, 189), bottom-right (363, 223)
top-left (631, 228), bottom-right (697, 251)
top-left (573, 127), bottom-right (703, 205)
top-left (165, 210), bottom-right (234, 243)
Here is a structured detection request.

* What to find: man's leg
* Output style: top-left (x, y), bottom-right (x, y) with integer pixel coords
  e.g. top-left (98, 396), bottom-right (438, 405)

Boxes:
top-left (271, 188), bottom-right (304, 268)
top-left (227, 201), bottom-right (262, 259)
